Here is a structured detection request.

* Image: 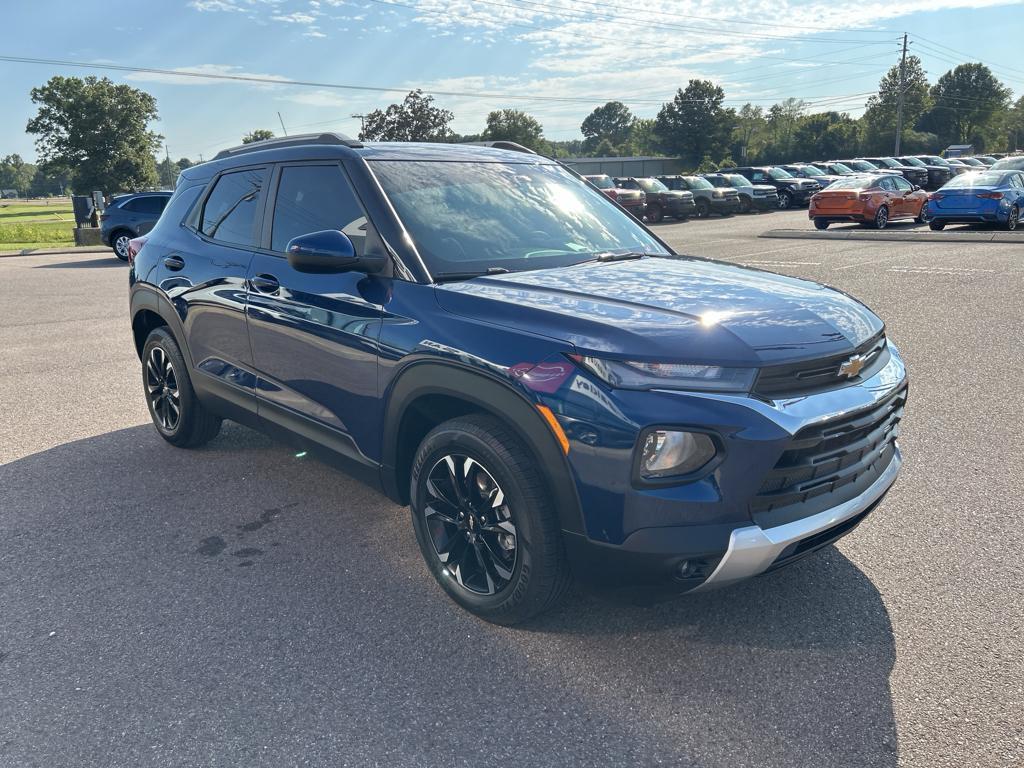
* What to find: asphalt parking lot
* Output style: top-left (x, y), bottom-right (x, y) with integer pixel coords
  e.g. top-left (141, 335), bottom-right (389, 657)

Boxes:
top-left (1, 209), bottom-right (1022, 768)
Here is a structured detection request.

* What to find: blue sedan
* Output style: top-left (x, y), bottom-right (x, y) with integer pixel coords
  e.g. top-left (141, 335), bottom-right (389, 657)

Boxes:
top-left (927, 170), bottom-right (1024, 231)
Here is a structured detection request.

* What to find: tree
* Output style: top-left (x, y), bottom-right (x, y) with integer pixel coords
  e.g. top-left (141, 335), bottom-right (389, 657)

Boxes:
top-left (26, 75), bottom-right (161, 193)
top-left (764, 98), bottom-right (807, 160)
top-left (920, 64), bottom-right (1011, 148)
top-left (862, 56), bottom-right (931, 154)
top-left (177, 157), bottom-right (195, 170)
top-left (628, 118), bottom-right (659, 155)
top-left (655, 80), bottom-right (735, 166)
top-left (581, 101), bottom-right (634, 150)
top-left (792, 112), bottom-right (860, 159)
top-left (482, 109), bottom-right (545, 151)
top-left (733, 104), bottom-right (766, 162)
top-left (359, 90), bottom-right (454, 142)
top-left (0, 154), bottom-right (36, 195)
top-left (242, 129), bottom-right (275, 144)
top-left (157, 156), bottom-right (180, 188)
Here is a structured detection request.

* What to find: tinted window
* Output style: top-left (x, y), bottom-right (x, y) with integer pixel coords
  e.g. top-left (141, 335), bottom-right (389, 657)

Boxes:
top-left (891, 176), bottom-right (913, 191)
top-left (271, 165), bottom-right (369, 254)
top-left (130, 196), bottom-right (167, 215)
top-left (878, 176), bottom-right (895, 191)
top-left (200, 168), bottom-right (266, 246)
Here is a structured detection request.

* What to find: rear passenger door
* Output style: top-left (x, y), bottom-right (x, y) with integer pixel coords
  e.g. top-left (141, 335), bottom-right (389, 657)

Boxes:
top-left (245, 161), bottom-right (384, 466)
top-left (165, 166), bottom-right (266, 413)
top-left (889, 175), bottom-right (915, 217)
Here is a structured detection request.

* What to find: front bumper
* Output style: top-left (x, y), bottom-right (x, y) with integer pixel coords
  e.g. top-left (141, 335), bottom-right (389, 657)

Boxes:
top-left (667, 199), bottom-right (698, 217)
top-left (786, 187), bottom-right (817, 205)
top-left (710, 197), bottom-right (742, 213)
top-left (691, 448), bottom-right (901, 590)
top-left (559, 344), bottom-right (907, 598)
top-left (750, 194), bottom-right (779, 210)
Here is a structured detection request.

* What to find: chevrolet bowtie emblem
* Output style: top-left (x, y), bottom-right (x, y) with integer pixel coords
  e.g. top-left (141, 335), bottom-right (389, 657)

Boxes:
top-left (838, 354), bottom-right (867, 378)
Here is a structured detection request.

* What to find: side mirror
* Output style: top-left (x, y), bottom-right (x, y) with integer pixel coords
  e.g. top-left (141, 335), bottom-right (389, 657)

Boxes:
top-left (285, 229), bottom-right (384, 274)
top-left (912, 185), bottom-right (921, 191)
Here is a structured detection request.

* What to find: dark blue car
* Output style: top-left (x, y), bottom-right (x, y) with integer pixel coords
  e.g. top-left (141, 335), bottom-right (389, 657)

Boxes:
top-left (927, 170), bottom-right (1024, 230)
top-left (129, 134), bottom-right (908, 624)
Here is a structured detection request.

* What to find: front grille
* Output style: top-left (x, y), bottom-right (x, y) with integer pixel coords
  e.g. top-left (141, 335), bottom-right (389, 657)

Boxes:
top-left (750, 384), bottom-right (907, 526)
top-left (754, 334), bottom-right (888, 398)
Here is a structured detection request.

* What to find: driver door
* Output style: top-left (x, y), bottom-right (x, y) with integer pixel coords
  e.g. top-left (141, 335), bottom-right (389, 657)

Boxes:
top-left (245, 161), bottom-right (384, 464)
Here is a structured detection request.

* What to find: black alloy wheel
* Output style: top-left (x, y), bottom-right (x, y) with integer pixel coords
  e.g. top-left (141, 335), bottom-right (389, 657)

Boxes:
top-left (422, 454), bottom-right (518, 596)
top-left (695, 199), bottom-right (710, 218)
top-left (146, 345), bottom-right (180, 432)
top-left (873, 205), bottom-right (889, 230)
top-left (1006, 205), bottom-right (1019, 231)
top-left (646, 203), bottom-right (663, 224)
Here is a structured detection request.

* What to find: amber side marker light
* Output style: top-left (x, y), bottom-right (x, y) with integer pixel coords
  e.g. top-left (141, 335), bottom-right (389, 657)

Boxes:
top-left (536, 405), bottom-right (570, 455)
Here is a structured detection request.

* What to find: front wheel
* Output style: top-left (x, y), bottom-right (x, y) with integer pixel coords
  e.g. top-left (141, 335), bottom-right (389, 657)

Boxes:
top-left (872, 205), bottom-right (889, 230)
top-left (142, 328), bottom-right (222, 448)
top-left (410, 415), bottom-right (571, 625)
top-left (646, 203), bottom-right (663, 224)
top-left (813, 218), bottom-right (830, 230)
top-left (1006, 205), bottom-right (1019, 231)
top-left (695, 199), bottom-right (710, 219)
top-left (777, 191), bottom-right (792, 210)
top-left (740, 196), bottom-right (752, 214)
top-left (915, 206), bottom-right (930, 225)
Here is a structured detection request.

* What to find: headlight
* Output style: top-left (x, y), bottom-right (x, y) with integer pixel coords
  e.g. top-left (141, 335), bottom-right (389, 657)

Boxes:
top-left (573, 355), bottom-right (756, 392)
top-left (638, 429), bottom-right (718, 479)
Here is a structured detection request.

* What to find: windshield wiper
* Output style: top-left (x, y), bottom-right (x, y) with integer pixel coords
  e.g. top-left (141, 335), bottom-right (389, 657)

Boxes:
top-left (432, 267), bottom-right (511, 283)
top-left (595, 251), bottom-right (647, 262)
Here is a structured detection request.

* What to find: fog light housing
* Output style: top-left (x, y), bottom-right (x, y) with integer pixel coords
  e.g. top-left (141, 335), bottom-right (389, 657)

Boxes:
top-left (638, 429), bottom-right (717, 480)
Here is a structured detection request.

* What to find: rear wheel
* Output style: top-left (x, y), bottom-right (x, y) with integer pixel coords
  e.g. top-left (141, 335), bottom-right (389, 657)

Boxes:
top-left (929, 219), bottom-right (946, 231)
top-left (813, 218), bottom-right (830, 230)
top-left (872, 205), bottom-right (889, 230)
top-left (142, 328), bottom-right (221, 448)
top-left (646, 203), bottom-right (663, 224)
top-left (410, 414), bottom-right (571, 625)
top-left (1006, 205), bottom-right (1019, 231)
top-left (111, 230), bottom-right (133, 261)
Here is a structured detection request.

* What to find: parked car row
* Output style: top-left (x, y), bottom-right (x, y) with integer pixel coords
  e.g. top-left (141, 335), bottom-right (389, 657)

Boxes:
top-left (808, 168), bottom-right (1024, 231)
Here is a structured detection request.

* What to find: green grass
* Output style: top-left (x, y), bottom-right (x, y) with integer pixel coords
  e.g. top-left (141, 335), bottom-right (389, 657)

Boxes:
top-left (0, 200), bottom-right (76, 246)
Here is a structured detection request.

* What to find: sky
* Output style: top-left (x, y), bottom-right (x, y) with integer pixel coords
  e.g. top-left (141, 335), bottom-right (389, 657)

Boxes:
top-left (2, 0), bottom-right (1023, 162)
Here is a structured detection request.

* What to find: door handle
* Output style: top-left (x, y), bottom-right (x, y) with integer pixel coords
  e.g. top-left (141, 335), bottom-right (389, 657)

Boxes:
top-left (250, 274), bottom-right (280, 294)
top-left (163, 255), bottom-right (185, 271)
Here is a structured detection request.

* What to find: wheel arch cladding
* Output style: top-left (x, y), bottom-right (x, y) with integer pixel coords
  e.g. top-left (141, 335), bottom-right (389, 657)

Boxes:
top-left (381, 362), bottom-right (585, 535)
top-left (130, 288), bottom-right (193, 370)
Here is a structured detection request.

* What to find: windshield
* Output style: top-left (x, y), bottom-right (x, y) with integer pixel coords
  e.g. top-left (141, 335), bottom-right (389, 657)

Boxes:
top-left (726, 174), bottom-right (753, 187)
top-left (685, 176), bottom-right (714, 190)
top-left (872, 158), bottom-right (899, 168)
top-left (846, 160), bottom-right (877, 171)
top-left (370, 160), bottom-right (669, 276)
top-left (822, 177), bottom-right (875, 190)
top-left (901, 156), bottom-right (927, 167)
top-left (830, 163), bottom-right (855, 174)
top-left (959, 158), bottom-right (985, 166)
top-left (637, 178), bottom-right (669, 193)
top-left (991, 157), bottom-right (1024, 170)
top-left (584, 175), bottom-right (615, 190)
top-left (923, 156), bottom-right (949, 165)
top-left (768, 168), bottom-right (793, 179)
top-left (797, 165), bottom-right (825, 176)
top-left (944, 171), bottom-right (1009, 188)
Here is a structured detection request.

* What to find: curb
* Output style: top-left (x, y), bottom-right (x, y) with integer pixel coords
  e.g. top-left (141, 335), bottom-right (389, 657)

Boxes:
top-left (759, 229), bottom-right (1024, 244)
top-left (0, 246), bottom-right (111, 258)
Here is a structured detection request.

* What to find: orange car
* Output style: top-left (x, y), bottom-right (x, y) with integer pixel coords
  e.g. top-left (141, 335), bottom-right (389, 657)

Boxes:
top-left (809, 174), bottom-right (929, 229)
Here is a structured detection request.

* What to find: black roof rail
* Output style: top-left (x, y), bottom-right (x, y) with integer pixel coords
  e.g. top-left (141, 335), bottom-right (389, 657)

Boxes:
top-left (213, 132), bottom-right (363, 161)
top-left (461, 140), bottom-right (538, 155)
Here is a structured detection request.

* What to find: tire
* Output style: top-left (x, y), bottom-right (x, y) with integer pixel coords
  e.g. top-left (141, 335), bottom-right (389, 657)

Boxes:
top-left (695, 199), bottom-right (710, 219)
top-left (646, 203), bottom-right (663, 224)
top-left (813, 218), bottom-right (829, 230)
top-left (1006, 205), bottom-right (1019, 231)
top-left (915, 205), bottom-right (930, 225)
top-left (111, 230), bottom-right (133, 261)
top-left (738, 196), bottom-right (751, 213)
top-left (929, 219), bottom-right (946, 231)
top-left (142, 327), bottom-right (222, 448)
top-left (410, 414), bottom-right (571, 625)
top-left (872, 205), bottom-right (889, 230)
top-left (777, 191), bottom-right (792, 210)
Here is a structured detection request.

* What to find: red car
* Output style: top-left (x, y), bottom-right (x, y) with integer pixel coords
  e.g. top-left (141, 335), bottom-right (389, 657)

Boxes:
top-left (583, 174), bottom-right (646, 219)
top-left (809, 174), bottom-right (929, 230)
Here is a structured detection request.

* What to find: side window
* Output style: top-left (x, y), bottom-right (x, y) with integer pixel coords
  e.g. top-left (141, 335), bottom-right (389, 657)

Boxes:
top-left (1012, 174), bottom-right (1023, 188)
top-left (134, 196), bottom-right (166, 215)
top-left (752, 172), bottom-right (766, 183)
top-left (891, 176), bottom-right (912, 191)
top-left (120, 198), bottom-right (141, 212)
top-left (200, 168), bottom-right (267, 246)
top-left (270, 164), bottom-right (369, 255)
top-left (877, 176), bottom-right (894, 191)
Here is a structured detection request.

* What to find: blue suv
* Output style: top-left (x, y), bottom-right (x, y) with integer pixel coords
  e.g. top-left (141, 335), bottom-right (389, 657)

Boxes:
top-left (129, 134), bottom-right (908, 624)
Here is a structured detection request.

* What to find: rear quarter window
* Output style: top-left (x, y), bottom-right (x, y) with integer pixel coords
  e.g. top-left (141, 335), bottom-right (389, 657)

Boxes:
top-left (199, 168), bottom-right (267, 246)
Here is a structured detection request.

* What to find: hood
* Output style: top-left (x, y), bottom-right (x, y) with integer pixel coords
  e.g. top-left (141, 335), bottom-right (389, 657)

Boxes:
top-left (666, 190), bottom-right (694, 200)
top-left (434, 257), bottom-right (883, 366)
top-left (749, 184), bottom-right (778, 193)
top-left (779, 178), bottom-right (817, 188)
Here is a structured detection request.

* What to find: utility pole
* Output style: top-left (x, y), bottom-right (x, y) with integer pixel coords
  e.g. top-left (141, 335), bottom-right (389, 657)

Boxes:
top-left (277, 111), bottom-right (288, 136)
top-left (164, 144), bottom-right (171, 188)
top-left (351, 113), bottom-right (366, 136)
top-left (894, 33), bottom-right (908, 156)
